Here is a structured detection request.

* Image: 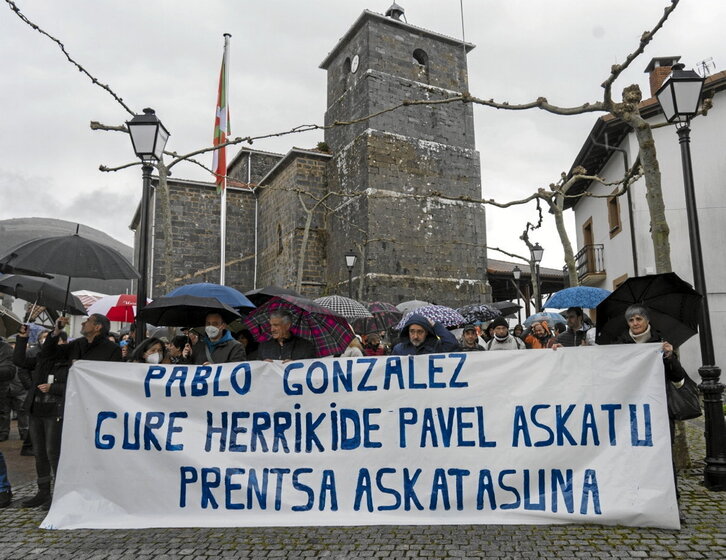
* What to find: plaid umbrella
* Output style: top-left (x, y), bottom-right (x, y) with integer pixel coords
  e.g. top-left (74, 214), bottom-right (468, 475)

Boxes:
top-left (242, 295), bottom-right (354, 357)
top-left (456, 303), bottom-right (502, 323)
top-left (244, 285), bottom-right (303, 306)
top-left (352, 301), bottom-right (403, 334)
top-left (395, 305), bottom-right (466, 330)
top-left (314, 295), bottom-right (372, 321)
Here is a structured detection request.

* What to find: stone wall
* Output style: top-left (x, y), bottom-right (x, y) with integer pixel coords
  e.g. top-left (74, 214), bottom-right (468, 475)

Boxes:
top-left (324, 15), bottom-right (475, 153)
top-left (256, 152), bottom-right (330, 299)
top-left (228, 148), bottom-right (283, 185)
top-left (149, 179), bottom-right (256, 296)
top-left (322, 10), bottom-right (487, 308)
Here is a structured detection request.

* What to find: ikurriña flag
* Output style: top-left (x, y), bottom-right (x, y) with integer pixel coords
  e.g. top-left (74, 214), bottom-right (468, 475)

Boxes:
top-left (212, 33), bottom-right (231, 194)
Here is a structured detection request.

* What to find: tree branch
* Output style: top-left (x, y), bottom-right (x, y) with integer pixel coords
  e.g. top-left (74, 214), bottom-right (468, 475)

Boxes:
top-left (6, 0), bottom-right (136, 116)
top-left (601, 0), bottom-right (680, 105)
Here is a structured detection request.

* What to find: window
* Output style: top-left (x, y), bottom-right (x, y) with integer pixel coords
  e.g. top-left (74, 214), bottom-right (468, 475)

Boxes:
top-left (607, 190), bottom-right (622, 238)
top-left (277, 224), bottom-right (283, 255)
top-left (413, 48), bottom-right (429, 81)
top-left (413, 49), bottom-right (428, 66)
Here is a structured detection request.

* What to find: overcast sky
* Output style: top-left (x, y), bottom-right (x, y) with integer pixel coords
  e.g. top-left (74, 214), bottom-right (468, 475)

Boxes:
top-left (2, 0), bottom-right (724, 270)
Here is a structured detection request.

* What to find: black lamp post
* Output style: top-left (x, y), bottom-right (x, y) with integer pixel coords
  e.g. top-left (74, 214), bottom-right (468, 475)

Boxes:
top-left (656, 64), bottom-right (726, 490)
top-left (345, 249), bottom-right (357, 299)
top-left (531, 243), bottom-right (544, 312)
top-left (512, 265), bottom-right (522, 324)
top-left (126, 108), bottom-right (170, 343)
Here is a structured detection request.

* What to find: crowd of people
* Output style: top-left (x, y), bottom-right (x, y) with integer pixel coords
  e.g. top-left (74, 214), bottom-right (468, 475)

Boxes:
top-left (0, 302), bottom-right (686, 512)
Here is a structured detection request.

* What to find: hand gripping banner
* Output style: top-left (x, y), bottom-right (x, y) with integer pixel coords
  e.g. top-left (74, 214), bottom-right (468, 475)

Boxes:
top-left (41, 344), bottom-right (679, 529)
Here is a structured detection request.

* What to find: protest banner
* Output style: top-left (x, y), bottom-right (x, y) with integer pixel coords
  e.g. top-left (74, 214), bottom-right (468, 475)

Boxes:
top-left (41, 343), bottom-right (679, 529)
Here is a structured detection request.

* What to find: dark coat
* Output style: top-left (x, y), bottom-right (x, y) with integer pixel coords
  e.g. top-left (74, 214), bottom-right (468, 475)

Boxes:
top-left (615, 329), bottom-right (686, 384)
top-left (0, 341), bottom-right (14, 382)
top-left (190, 331), bottom-right (247, 364)
top-left (556, 328), bottom-right (588, 347)
top-left (258, 334), bottom-right (317, 361)
top-left (391, 314), bottom-right (460, 356)
top-left (14, 335), bottom-right (70, 417)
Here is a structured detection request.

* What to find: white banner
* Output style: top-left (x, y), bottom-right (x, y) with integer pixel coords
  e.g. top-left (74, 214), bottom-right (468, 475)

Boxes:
top-left (41, 344), bottom-right (679, 529)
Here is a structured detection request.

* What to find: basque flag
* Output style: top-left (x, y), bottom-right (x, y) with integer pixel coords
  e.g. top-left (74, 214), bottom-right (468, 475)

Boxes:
top-left (212, 34), bottom-right (231, 193)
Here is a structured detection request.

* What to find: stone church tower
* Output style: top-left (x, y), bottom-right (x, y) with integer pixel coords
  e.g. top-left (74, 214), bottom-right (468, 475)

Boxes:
top-left (140, 6), bottom-right (488, 307)
top-left (320, 7), bottom-right (488, 305)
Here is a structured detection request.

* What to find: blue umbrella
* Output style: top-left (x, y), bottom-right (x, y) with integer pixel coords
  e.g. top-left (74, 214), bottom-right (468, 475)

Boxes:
top-left (543, 286), bottom-right (611, 309)
top-left (165, 283), bottom-right (255, 310)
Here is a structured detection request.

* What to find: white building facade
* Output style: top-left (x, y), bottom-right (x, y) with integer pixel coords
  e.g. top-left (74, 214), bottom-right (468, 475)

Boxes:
top-left (567, 59), bottom-right (726, 375)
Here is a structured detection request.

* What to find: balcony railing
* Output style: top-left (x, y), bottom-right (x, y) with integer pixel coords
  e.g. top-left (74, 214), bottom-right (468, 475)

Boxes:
top-left (564, 244), bottom-right (606, 285)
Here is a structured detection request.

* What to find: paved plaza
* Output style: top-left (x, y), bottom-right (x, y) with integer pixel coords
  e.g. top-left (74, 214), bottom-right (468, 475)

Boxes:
top-left (1, 419), bottom-right (725, 559)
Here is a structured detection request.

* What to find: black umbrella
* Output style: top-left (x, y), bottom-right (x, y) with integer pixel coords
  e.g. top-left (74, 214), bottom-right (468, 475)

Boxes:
top-left (244, 285), bottom-right (303, 306)
top-left (595, 272), bottom-right (702, 348)
top-left (0, 229), bottom-right (138, 280)
top-left (0, 262), bottom-right (53, 279)
top-left (0, 226), bottom-right (138, 314)
top-left (138, 295), bottom-right (241, 327)
top-left (0, 274), bottom-right (87, 316)
top-left (490, 301), bottom-right (522, 317)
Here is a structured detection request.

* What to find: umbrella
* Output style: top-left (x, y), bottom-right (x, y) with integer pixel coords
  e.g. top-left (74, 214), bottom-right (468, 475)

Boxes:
top-left (524, 311), bottom-right (567, 328)
top-left (86, 294), bottom-right (149, 323)
top-left (313, 295), bottom-right (372, 321)
top-left (0, 227), bottom-right (139, 314)
top-left (0, 262), bottom-right (53, 279)
top-left (490, 301), bottom-right (523, 317)
top-left (242, 295), bottom-right (354, 357)
top-left (395, 300), bottom-right (432, 314)
top-left (395, 305), bottom-right (465, 330)
top-left (0, 274), bottom-right (87, 316)
top-left (595, 272), bottom-right (701, 348)
top-left (0, 306), bottom-right (23, 338)
top-left (352, 301), bottom-right (403, 334)
top-left (456, 303), bottom-right (502, 323)
top-left (244, 285), bottom-right (303, 306)
top-left (543, 286), bottom-right (611, 309)
top-left (165, 283), bottom-right (255, 310)
top-left (138, 295), bottom-right (241, 327)
top-left (0, 229), bottom-right (139, 280)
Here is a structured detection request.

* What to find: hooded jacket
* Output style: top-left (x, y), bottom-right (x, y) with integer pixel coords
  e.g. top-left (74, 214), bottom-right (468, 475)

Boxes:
top-left (391, 313), bottom-right (460, 356)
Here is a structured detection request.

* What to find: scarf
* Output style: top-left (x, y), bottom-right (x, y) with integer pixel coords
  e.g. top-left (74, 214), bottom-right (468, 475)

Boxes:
top-left (629, 324), bottom-right (652, 344)
top-left (204, 329), bottom-right (234, 353)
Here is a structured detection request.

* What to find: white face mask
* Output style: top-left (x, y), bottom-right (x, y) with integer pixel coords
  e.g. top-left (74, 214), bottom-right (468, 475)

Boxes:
top-left (146, 352), bottom-right (161, 365)
top-left (205, 326), bottom-right (220, 339)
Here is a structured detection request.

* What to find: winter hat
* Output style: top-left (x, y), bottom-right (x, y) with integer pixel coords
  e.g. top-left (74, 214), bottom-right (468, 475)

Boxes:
top-left (462, 324), bottom-right (477, 333)
top-left (489, 316), bottom-right (508, 330)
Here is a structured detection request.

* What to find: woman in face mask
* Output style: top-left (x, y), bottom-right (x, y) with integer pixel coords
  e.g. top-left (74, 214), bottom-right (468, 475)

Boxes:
top-left (129, 337), bottom-right (169, 364)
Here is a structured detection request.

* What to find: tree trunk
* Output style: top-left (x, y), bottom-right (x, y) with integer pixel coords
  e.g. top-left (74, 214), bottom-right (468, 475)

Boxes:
top-left (154, 161), bottom-right (175, 294)
top-left (296, 201), bottom-right (314, 295)
top-left (549, 192), bottom-right (579, 287)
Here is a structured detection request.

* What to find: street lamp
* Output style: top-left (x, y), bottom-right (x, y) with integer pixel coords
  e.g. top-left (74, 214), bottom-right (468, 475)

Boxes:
top-left (656, 64), bottom-right (726, 490)
top-left (345, 249), bottom-right (357, 299)
top-left (531, 243), bottom-right (544, 312)
top-left (126, 108), bottom-right (170, 343)
top-left (512, 265), bottom-right (522, 324)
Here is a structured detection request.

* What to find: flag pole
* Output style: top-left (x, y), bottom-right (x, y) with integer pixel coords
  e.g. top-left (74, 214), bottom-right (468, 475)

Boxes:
top-left (214, 33), bottom-right (232, 285)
